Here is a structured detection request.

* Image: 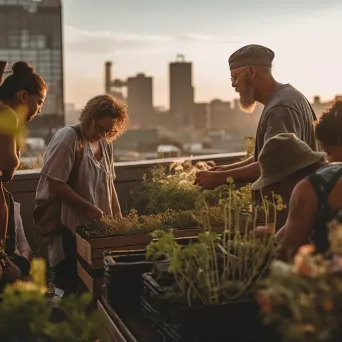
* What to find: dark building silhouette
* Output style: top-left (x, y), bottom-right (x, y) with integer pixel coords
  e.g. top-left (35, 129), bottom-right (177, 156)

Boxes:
top-left (104, 62), bottom-right (153, 127)
top-left (0, 0), bottom-right (64, 142)
top-left (104, 61), bottom-right (125, 102)
top-left (193, 103), bottom-right (209, 131)
top-left (105, 61), bottom-right (112, 94)
top-left (126, 73), bottom-right (153, 127)
top-left (169, 54), bottom-right (194, 127)
top-left (311, 95), bottom-right (334, 119)
top-left (209, 99), bottom-right (231, 130)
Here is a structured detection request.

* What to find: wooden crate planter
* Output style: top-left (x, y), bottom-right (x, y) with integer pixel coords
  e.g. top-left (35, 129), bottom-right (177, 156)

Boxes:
top-left (76, 226), bottom-right (222, 296)
top-left (77, 261), bottom-right (104, 296)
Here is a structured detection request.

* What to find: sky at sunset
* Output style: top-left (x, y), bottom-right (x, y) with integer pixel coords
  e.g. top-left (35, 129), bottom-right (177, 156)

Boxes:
top-left (62, 0), bottom-right (342, 108)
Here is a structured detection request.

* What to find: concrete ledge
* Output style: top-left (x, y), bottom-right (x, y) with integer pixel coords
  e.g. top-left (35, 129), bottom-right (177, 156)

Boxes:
top-left (6, 152), bottom-right (246, 256)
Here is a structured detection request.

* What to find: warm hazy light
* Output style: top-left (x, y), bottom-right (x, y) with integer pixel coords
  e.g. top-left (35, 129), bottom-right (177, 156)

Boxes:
top-left (61, 1), bottom-right (342, 108)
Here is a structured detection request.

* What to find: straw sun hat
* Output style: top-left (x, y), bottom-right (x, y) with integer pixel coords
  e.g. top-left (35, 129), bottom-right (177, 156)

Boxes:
top-left (251, 133), bottom-right (326, 190)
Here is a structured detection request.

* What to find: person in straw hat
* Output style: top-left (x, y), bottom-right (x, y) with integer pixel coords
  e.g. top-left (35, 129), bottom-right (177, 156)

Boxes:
top-left (255, 101), bottom-right (342, 259)
top-left (195, 44), bottom-right (318, 190)
top-left (251, 133), bottom-right (326, 231)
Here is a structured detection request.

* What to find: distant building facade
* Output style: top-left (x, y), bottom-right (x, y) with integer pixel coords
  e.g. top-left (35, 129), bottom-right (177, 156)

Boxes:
top-left (126, 73), bottom-right (154, 127)
top-left (169, 54), bottom-right (194, 127)
top-left (311, 95), bottom-right (334, 119)
top-left (64, 103), bottom-right (80, 126)
top-left (209, 99), bottom-right (231, 131)
top-left (104, 62), bottom-right (154, 128)
top-left (193, 102), bottom-right (209, 131)
top-left (0, 0), bottom-right (65, 142)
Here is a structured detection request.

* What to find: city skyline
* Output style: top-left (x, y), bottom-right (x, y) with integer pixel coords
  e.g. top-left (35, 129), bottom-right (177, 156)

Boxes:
top-left (63, 0), bottom-right (342, 108)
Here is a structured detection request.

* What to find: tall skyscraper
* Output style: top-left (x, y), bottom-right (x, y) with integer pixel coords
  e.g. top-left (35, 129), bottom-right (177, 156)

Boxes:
top-left (169, 54), bottom-right (194, 127)
top-left (127, 73), bottom-right (153, 127)
top-left (0, 0), bottom-right (64, 141)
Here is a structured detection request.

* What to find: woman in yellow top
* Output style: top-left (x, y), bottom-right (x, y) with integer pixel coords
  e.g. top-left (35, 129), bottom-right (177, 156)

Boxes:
top-left (0, 61), bottom-right (47, 286)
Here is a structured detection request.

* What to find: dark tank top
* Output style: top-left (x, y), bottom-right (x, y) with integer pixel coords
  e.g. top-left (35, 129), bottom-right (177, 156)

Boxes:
top-left (306, 163), bottom-right (342, 254)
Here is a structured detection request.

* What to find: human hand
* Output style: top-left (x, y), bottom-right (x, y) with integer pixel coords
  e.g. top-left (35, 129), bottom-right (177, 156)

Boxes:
top-left (254, 224), bottom-right (275, 238)
top-left (208, 165), bottom-right (224, 172)
top-left (195, 170), bottom-right (224, 189)
top-left (86, 206), bottom-right (104, 221)
top-left (114, 212), bottom-right (123, 220)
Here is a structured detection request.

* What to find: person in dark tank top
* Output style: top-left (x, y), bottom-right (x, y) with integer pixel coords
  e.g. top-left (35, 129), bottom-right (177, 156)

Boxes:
top-left (195, 44), bottom-right (318, 190)
top-left (255, 100), bottom-right (342, 260)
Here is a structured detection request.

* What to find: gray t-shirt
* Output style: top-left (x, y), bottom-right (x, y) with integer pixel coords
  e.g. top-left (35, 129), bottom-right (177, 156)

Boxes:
top-left (36, 126), bottom-right (116, 266)
top-left (254, 84), bottom-right (318, 161)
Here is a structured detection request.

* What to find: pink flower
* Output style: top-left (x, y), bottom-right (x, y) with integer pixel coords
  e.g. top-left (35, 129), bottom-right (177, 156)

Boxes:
top-left (332, 255), bottom-right (342, 273)
top-left (297, 244), bottom-right (315, 256)
top-left (293, 245), bottom-right (315, 276)
top-left (256, 290), bottom-right (272, 314)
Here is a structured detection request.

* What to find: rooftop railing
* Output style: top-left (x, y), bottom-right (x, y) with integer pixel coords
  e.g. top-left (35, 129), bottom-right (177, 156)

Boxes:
top-left (7, 152), bottom-right (246, 256)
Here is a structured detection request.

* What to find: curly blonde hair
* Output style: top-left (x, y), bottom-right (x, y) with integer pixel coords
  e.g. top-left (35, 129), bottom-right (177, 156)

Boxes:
top-left (79, 94), bottom-right (129, 143)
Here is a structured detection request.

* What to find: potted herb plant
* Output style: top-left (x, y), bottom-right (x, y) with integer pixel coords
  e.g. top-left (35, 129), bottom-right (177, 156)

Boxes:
top-left (141, 179), bottom-right (285, 342)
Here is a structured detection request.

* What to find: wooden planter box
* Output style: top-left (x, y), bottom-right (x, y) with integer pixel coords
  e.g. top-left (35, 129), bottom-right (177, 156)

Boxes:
top-left (77, 226), bottom-right (222, 296)
top-left (77, 261), bottom-right (104, 296)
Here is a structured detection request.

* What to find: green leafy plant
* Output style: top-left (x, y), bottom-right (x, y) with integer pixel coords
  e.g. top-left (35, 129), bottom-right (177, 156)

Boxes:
top-left (240, 136), bottom-right (255, 161)
top-left (257, 218), bottom-right (342, 342)
top-left (127, 160), bottom-right (216, 215)
top-left (0, 259), bottom-right (102, 342)
top-left (145, 179), bottom-right (284, 307)
top-left (83, 206), bottom-right (227, 238)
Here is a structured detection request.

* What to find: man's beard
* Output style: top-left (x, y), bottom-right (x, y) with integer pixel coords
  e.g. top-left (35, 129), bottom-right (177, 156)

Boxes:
top-left (239, 81), bottom-right (256, 114)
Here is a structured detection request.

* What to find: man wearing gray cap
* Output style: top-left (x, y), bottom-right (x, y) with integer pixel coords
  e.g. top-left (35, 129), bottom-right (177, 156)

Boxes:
top-left (195, 44), bottom-right (318, 189)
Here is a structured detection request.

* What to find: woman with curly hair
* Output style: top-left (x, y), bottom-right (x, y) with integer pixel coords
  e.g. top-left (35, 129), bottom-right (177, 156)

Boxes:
top-left (36, 94), bottom-right (129, 295)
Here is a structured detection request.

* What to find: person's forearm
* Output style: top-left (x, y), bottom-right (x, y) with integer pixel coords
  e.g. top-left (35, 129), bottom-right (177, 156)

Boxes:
top-left (21, 250), bottom-right (31, 261)
top-left (111, 185), bottom-right (122, 218)
top-left (275, 227), bottom-right (298, 261)
top-left (217, 161), bottom-right (260, 183)
top-left (0, 155), bottom-right (19, 182)
top-left (220, 156), bottom-right (254, 171)
top-left (275, 227), bottom-right (285, 242)
top-left (49, 179), bottom-right (99, 213)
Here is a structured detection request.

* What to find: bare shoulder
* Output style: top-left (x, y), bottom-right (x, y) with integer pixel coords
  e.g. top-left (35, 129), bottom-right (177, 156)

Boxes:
top-left (0, 105), bottom-right (18, 136)
top-left (289, 179), bottom-right (318, 214)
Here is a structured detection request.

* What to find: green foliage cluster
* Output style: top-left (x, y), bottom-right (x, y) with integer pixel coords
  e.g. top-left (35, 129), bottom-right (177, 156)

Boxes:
top-left (0, 259), bottom-right (102, 342)
top-left (127, 161), bottom-right (215, 215)
top-left (84, 207), bottom-right (226, 238)
top-left (145, 180), bottom-right (285, 306)
top-left (147, 229), bottom-right (278, 307)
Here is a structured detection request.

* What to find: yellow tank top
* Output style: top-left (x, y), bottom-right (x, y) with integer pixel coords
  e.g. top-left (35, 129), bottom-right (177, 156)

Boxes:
top-left (0, 102), bottom-right (26, 150)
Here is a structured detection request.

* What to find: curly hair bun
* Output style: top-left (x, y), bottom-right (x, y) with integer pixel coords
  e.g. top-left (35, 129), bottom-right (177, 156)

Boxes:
top-left (12, 61), bottom-right (35, 76)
